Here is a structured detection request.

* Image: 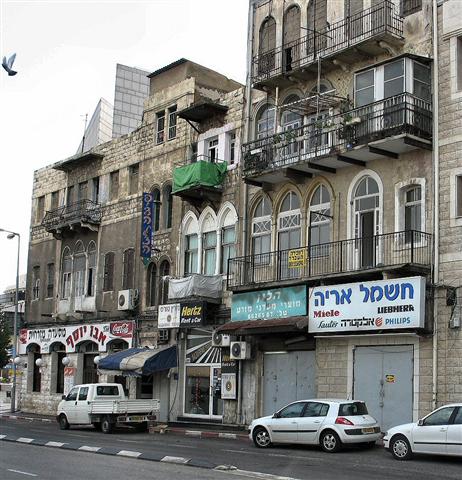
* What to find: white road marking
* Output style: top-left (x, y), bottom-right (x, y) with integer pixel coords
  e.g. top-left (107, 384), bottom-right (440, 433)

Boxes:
top-left (16, 437), bottom-right (34, 443)
top-left (160, 455), bottom-right (190, 464)
top-left (116, 450), bottom-right (142, 458)
top-left (78, 445), bottom-right (101, 452)
top-left (0, 434), bottom-right (6, 439)
top-left (7, 469), bottom-right (38, 477)
top-left (115, 439), bottom-right (144, 444)
top-left (45, 441), bottom-right (66, 447)
top-left (216, 469), bottom-right (302, 480)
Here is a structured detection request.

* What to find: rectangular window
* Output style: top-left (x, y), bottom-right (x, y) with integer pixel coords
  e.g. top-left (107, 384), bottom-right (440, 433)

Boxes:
top-left (110, 170), bottom-right (119, 201)
top-left (229, 132), bottom-right (236, 165)
top-left (168, 105), bottom-right (177, 140)
top-left (401, 0), bottom-right (422, 17)
top-left (92, 177), bottom-right (100, 203)
top-left (32, 266), bottom-right (40, 300)
top-left (122, 249), bottom-right (135, 290)
top-left (50, 191), bottom-right (59, 210)
top-left (73, 255), bottom-right (86, 297)
top-left (156, 111), bottom-right (165, 144)
top-left (355, 70), bottom-right (375, 107)
top-left (87, 249), bottom-right (96, 297)
top-left (103, 252), bottom-right (115, 291)
top-left (457, 175), bottom-right (462, 217)
top-left (36, 196), bottom-right (45, 224)
top-left (221, 226), bottom-right (236, 274)
top-left (62, 256), bottom-right (72, 299)
top-left (67, 185), bottom-right (75, 205)
top-left (413, 62), bottom-right (431, 102)
top-left (46, 263), bottom-right (54, 298)
top-left (208, 138), bottom-right (219, 162)
top-left (203, 231), bottom-right (217, 275)
top-left (184, 234), bottom-right (198, 275)
top-left (129, 163), bottom-right (139, 196)
top-left (384, 59), bottom-right (405, 99)
top-left (458, 37), bottom-right (462, 92)
top-left (78, 181), bottom-right (88, 202)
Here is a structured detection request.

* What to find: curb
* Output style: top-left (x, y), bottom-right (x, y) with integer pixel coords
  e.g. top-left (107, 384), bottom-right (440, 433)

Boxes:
top-left (0, 413), bottom-right (53, 423)
top-left (0, 435), bottom-right (218, 470)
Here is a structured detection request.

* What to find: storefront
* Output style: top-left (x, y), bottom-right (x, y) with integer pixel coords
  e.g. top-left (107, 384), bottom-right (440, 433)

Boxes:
top-left (17, 321), bottom-right (134, 415)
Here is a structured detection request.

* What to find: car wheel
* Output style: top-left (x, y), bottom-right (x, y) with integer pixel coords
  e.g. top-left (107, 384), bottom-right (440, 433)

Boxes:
top-left (390, 435), bottom-right (412, 460)
top-left (320, 430), bottom-right (341, 453)
top-left (253, 427), bottom-right (272, 448)
top-left (101, 417), bottom-right (114, 434)
top-left (58, 414), bottom-right (69, 430)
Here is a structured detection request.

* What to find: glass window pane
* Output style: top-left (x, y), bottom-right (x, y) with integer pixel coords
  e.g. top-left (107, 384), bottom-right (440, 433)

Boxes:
top-left (356, 87), bottom-right (374, 107)
top-left (414, 62), bottom-right (430, 83)
top-left (384, 60), bottom-right (404, 81)
top-left (424, 407), bottom-right (455, 426)
top-left (356, 178), bottom-right (367, 197)
top-left (384, 77), bottom-right (404, 98)
top-left (223, 227), bottom-right (235, 243)
top-left (356, 70), bottom-right (374, 90)
top-left (367, 178), bottom-right (379, 194)
top-left (280, 402), bottom-right (306, 418)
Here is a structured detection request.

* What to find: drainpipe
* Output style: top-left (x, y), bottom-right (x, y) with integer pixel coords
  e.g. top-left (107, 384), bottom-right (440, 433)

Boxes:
top-left (431, 0), bottom-right (440, 411)
top-left (238, 0), bottom-right (256, 426)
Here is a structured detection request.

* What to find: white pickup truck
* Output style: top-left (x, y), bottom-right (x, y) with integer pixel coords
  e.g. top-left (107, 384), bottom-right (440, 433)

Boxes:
top-left (56, 383), bottom-right (159, 434)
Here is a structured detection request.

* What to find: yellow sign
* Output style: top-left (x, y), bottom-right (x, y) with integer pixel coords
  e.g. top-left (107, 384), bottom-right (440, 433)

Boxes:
top-left (288, 249), bottom-right (307, 268)
top-left (385, 374), bottom-right (395, 383)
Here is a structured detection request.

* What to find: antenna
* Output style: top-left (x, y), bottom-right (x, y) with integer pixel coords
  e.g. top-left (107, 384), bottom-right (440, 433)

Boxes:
top-left (81, 113), bottom-right (88, 154)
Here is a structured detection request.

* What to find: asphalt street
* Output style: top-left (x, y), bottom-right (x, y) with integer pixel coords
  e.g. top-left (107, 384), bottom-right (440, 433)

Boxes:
top-left (1, 417), bottom-right (461, 480)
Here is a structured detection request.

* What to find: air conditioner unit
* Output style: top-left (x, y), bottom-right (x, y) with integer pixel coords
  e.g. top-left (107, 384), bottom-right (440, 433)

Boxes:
top-left (117, 289), bottom-right (137, 311)
top-left (230, 341), bottom-right (251, 360)
top-left (212, 331), bottom-right (231, 348)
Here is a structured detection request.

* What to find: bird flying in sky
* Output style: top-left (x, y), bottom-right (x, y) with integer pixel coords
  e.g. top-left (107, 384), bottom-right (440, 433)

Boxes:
top-left (2, 53), bottom-right (17, 76)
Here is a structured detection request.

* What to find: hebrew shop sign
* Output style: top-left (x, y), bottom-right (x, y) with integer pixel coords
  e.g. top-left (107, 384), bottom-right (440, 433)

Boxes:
top-left (18, 321), bottom-right (134, 354)
top-left (308, 276), bottom-right (426, 333)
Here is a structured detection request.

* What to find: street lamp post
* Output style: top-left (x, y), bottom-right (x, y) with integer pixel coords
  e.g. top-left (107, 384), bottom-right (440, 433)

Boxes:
top-left (0, 228), bottom-right (20, 413)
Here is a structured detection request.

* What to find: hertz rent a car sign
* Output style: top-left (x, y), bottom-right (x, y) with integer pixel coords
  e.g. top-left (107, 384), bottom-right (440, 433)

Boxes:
top-left (308, 276), bottom-right (426, 333)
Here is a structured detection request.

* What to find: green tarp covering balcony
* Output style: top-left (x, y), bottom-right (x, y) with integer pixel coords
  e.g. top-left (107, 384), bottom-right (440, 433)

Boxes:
top-left (172, 160), bottom-right (228, 194)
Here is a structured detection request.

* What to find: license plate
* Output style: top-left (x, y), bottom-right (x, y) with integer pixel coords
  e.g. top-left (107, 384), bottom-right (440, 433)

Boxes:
top-left (362, 427), bottom-right (375, 434)
top-left (126, 415), bottom-right (146, 422)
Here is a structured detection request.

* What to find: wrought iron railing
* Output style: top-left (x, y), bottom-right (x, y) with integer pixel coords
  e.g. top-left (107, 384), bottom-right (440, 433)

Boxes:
top-left (252, 0), bottom-right (403, 84)
top-left (227, 230), bottom-right (431, 289)
top-left (243, 93), bottom-right (432, 175)
top-left (42, 199), bottom-right (102, 231)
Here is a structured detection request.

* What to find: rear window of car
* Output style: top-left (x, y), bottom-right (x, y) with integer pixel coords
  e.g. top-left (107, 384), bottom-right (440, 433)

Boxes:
top-left (96, 385), bottom-right (120, 396)
top-left (339, 402), bottom-right (368, 416)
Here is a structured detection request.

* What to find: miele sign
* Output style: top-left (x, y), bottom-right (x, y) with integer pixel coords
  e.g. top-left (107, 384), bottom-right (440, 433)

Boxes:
top-left (308, 277), bottom-right (426, 333)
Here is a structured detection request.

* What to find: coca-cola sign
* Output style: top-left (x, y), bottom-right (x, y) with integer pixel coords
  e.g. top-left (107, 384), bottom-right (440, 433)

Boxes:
top-left (110, 321), bottom-right (134, 338)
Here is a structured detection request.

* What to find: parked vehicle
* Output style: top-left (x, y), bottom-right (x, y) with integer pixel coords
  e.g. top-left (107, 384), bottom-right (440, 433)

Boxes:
top-left (248, 399), bottom-right (381, 452)
top-left (383, 403), bottom-right (462, 460)
top-left (56, 383), bottom-right (159, 434)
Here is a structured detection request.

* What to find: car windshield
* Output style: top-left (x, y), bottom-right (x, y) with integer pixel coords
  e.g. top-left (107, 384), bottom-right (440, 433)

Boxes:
top-left (339, 402), bottom-right (368, 416)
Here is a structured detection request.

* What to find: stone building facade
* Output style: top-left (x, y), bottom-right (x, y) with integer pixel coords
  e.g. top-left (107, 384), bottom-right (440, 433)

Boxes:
top-left (19, 59), bottom-right (244, 421)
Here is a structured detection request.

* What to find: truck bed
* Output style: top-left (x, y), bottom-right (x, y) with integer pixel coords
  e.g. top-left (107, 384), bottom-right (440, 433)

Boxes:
top-left (90, 399), bottom-right (160, 415)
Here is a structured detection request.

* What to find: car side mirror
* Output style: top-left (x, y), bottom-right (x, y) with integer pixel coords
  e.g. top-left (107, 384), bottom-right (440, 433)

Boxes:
top-left (417, 419), bottom-right (424, 426)
top-left (62, 395), bottom-right (66, 400)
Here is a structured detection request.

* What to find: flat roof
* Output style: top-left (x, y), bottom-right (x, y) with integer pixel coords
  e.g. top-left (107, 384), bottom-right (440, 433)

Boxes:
top-left (147, 58), bottom-right (188, 78)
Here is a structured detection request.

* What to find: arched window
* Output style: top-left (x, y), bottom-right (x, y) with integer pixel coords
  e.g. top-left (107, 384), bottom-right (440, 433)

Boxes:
top-left (252, 197), bottom-right (272, 259)
top-left (309, 185), bottom-right (331, 256)
top-left (202, 213), bottom-right (217, 275)
top-left (163, 185), bottom-right (173, 229)
top-left (122, 248), bottom-right (135, 290)
top-left (86, 241), bottom-right (96, 296)
top-left (147, 263), bottom-right (157, 307)
top-left (184, 218), bottom-right (199, 275)
top-left (73, 241), bottom-right (86, 297)
top-left (256, 104), bottom-right (275, 139)
top-left (103, 252), bottom-right (115, 292)
top-left (283, 5), bottom-right (301, 72)
top-left (258, 16), bottom-right (277, 76)
top-left (152, 188), bottom-right (160, 232)
top-left (61, 247), bottom-right (72, 299)
top-left (278, 191), bottom-right (301, 251)
top-left (353, 175), bottom-right (381, 267)
top-left (159, 261), bottom-right (170, 304)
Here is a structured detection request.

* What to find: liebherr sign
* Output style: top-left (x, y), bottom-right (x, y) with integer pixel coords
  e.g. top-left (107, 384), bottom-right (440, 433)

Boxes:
top-left (308, 276), bottom-right (426, 333)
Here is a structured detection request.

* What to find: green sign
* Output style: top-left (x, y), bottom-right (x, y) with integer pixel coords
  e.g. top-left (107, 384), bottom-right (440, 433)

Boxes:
top-left (231, 286), bottom-right (307, 322)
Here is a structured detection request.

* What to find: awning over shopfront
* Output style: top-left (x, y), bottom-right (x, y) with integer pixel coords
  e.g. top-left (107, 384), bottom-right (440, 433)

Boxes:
top-left (217, 317), bottom-right (308, 335)
top-left (98, 345), bottom-right (177, 376)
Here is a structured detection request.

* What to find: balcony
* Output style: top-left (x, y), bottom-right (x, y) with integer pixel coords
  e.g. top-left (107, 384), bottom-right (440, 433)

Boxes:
top-left (243, 93), bottom-right (432, 185)
top-left (42, 199), bottom-right (102, 238)
top-left (227, 230), bottom-right (432, 291)
top-left (172, 158), bottom-right (228, 204)
top-left (168, 274), bottom-right (223, 302)
top-left (252, 1), bottom-right (404, 88)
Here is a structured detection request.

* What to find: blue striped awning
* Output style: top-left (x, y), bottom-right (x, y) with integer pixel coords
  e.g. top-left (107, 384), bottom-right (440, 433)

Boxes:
top-left (98, 346), bottom-right (177, 376)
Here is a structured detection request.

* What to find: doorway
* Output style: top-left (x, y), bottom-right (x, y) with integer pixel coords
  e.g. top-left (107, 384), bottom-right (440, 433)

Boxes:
top-left (360, 211), bottom-right (375, 268)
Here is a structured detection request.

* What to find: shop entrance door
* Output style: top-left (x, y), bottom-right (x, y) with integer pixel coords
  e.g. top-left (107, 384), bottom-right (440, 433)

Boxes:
top-left (263, 351), bottom-right (315, 416)
top-left (184, 364), bottom-right (223, 419)
top-left (353, 345), bottom-right (413, 432)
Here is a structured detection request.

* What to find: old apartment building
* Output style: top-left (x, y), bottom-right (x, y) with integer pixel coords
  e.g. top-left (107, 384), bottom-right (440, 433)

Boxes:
top-left (17, 0), bottom-right (461, 431)
top-left (19, 59), bottom-right (244, 421)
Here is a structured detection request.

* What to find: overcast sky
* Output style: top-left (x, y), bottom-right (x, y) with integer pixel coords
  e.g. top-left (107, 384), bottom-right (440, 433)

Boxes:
top-left (0, 0), bottom-right (249, 292)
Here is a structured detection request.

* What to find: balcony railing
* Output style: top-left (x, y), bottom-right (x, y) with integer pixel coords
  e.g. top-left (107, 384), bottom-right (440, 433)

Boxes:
top-left (227, 230), bottom-right (432, 289)
top-left (243, 93), bottom-right (432, 176)
top-left (42, 199), bottom-right (102, 232)
top-left (252, 0), bottom-right (403, 85)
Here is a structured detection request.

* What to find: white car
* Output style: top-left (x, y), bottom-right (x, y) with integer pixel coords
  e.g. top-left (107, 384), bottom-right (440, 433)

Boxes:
top-left (248, 399), bottom-right (381, 452)
top-left (383, 403), bottom-right (462, 460)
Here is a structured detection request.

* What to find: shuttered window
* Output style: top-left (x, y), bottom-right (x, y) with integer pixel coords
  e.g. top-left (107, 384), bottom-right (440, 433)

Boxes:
top-left (122, 248), bottom-right (135, 290)
top-left (103, 252), bottom-right (115, 291)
